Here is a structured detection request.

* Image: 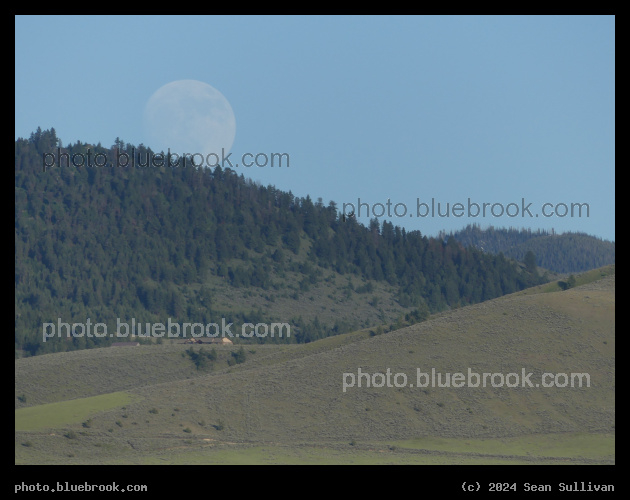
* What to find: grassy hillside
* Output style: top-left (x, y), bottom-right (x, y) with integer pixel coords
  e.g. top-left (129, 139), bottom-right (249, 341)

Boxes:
top-left (15, 268), bottom-right (614, 464)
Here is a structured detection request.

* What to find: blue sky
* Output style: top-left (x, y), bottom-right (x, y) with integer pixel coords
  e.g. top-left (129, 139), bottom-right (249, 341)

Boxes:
top-left (15, 15), bottom-right (615, 241)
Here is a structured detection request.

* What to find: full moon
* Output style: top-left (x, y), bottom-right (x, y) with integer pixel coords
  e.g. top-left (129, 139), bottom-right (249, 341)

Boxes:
top-left (143, 80), bottom-right (236, 163)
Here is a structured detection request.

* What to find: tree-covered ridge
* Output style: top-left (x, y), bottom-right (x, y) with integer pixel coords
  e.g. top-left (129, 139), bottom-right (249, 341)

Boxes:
top-left (445, 224), bottom-right (614, 274)
top-left (16, 128), bottom-right (544, 356)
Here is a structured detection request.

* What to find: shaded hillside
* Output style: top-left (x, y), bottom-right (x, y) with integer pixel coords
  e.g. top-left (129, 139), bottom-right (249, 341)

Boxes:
top-left (445, 224), bottom-right (615, 274)
top-left (15, 129), bottom-right (544, 356)
top-left (15, 269), bottom-right (615, 464)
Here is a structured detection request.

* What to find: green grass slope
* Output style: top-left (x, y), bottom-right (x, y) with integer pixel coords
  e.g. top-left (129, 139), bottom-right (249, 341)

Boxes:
top-left (15, 269), bottom-right (614, 464)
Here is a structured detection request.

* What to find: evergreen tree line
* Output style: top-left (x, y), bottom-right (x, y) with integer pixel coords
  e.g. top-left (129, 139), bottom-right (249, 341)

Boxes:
top-left (15, 128), bottom-right (545, 356)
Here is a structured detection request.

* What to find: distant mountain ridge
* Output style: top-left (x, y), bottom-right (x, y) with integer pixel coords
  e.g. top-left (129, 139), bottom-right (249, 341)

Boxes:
top-left (444, 224), bottom-right (615, 274)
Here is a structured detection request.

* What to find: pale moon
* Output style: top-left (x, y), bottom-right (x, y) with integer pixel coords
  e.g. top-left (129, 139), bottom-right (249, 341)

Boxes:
top-left (143, 80), bottom-right (236, 162)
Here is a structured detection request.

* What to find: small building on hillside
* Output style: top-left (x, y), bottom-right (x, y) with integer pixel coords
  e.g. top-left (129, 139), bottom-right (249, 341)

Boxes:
top-left (178, 338), bottom-right (233, 345)
top-left (209, 337), bottom-right (233, 345)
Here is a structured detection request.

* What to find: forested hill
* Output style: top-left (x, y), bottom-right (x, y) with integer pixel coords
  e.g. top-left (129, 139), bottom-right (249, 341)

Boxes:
top-left (16, 128), bottom-right (545, 356)
top-left (445, 224), bottom-right (614, 274)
